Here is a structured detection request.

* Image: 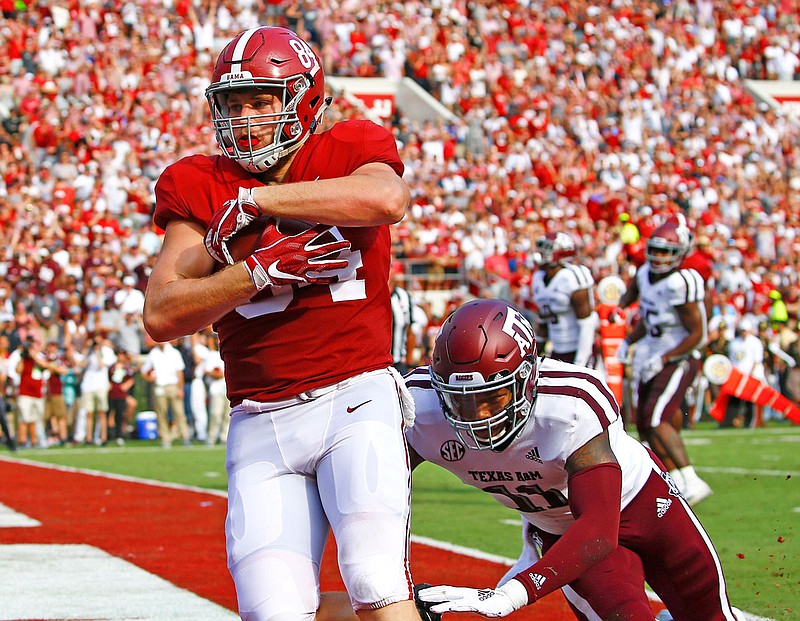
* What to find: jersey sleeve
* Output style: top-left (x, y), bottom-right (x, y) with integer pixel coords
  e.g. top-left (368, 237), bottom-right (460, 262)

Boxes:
top-left (667, 269), bottom-right (704, 307)
top-left (326, 119), bottom-right (405, 177)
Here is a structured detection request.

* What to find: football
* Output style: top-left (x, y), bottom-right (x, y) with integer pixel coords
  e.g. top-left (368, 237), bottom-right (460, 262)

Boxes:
top-left (224, 216), bottom-right (340, 264)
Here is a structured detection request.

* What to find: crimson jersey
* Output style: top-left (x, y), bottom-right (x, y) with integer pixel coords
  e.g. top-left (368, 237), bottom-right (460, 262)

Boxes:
top-left (153, 120), bottom-right (403, 404)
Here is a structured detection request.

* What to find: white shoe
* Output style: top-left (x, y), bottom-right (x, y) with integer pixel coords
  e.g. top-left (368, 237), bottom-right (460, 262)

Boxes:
top-left (685, 478), bottom-right (713, 506)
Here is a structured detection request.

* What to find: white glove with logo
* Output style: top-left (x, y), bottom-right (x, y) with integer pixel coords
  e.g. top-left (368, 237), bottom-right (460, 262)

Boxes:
top-left (416, 580), bottom-right (528, 618)
top-left (641, 355), bottom-right (664, 384)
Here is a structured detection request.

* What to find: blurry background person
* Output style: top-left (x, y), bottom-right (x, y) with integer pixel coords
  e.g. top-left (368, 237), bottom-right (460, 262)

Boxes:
top-left (726, 317), bottom-right (766, 428)
top-left (16, 337), bottom-right (60, 448)
top-left (204, 334), bottom-right (229, 446)
top-left (190, 332), bottom-right (210, 443)
top-left (108, 350), bottom-right (137, 446)
top-left (0, 334), bottom-right (16, 451)
top-left (43, 340), bottom-right (69, 446)
top-left (76, 335), bottom-right (117, 445)
top-left (140, 340), bottom-right (189, 448)
top-left (531, 232), bottom-right (597, 367)
top-left (390, 260), bottom-right (424, 374)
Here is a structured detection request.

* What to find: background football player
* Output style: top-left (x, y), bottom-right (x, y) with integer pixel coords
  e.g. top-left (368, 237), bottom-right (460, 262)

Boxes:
top-left (406, 299), bottom-right (740, 621)
top-left (144, 27), bottom-right (421, 621)
top-left (531, 231), bottom-right (598, 368)
top-left (617, 215), bottom-right (713, 506)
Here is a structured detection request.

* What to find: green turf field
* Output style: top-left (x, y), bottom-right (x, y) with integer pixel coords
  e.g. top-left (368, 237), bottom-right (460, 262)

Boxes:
top-left (11, 422), bottom-right (798, 620)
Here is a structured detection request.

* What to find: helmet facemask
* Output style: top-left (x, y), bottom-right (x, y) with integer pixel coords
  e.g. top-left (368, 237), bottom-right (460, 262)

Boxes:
top-left (207, 77), bottom-right (326, 173)
top-left (534, 233), bottom-right (575, 268)
top-left (432, 357), bottom-right (537, 451)
top-left (645, 237), bottom-right (685, 273)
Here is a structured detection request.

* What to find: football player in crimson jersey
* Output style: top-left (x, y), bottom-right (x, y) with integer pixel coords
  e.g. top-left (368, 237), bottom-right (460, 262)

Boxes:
top-left (530, 231), bottom-right (598, 367)
top-left (143, 27), bottom-right (421, 621)
top-left (406, 299), bottom-right (740, 621)
top-left (617, 215), bottom-right (713, 506)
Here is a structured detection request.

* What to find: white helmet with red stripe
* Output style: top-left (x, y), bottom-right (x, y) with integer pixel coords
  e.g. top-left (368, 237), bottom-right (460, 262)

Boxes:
top-left (645, 214), bottom-right (693, 274)
top-left (534, 232), bottom-right (577, 267)
top-left (206, 27), bottom-right (329, 173)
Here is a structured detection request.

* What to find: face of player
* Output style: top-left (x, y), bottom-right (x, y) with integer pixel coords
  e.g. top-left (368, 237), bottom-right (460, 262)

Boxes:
top-left (222, 87), bottom-right (283, 152)
top-left (447, 386), bottom-right (514, 444)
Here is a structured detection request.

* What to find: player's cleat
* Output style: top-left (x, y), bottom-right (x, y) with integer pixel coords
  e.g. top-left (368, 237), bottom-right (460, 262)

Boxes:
top-left (414, 583), bottom-right (443, 621)
top-left (684, 478), bottom-right (713, 506)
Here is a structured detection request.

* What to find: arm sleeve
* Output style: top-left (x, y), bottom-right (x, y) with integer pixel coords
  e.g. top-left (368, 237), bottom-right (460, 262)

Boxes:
top-left (513, 462), bottom-right (622, 604)
top-left (574, 312), bottom-right (598, 367)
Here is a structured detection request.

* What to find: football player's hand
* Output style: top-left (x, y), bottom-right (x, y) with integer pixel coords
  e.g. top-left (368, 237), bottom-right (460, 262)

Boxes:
top-left (615, 339), bottom-right (630, 364)
top-left (641, 355), bottom-right (664, 384)
top-left (205, 187), bottom-right (262, 264)
top-left (244, 222), bottom-right (351, 290)
top-left (416, 581), bottom-right (527, 618)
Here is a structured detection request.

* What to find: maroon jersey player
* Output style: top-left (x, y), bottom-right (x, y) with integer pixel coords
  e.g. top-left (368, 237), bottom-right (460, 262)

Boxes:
top-left (144, 27), bottom-right (420, 621)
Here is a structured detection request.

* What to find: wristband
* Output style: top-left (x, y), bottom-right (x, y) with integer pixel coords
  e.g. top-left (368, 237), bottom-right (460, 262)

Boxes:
top-left (244, 255), bottom-right (271, 290)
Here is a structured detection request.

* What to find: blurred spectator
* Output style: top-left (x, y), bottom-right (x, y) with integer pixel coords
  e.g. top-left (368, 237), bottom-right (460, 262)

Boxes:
top-left (140, 339), bottom-right (190, 448)
top-left (0, 334), bottom-right (15, 451)
top-left (43, 339), bottom-right (69, 446)
top-left (16, 337), bottom-right (59, 448)
top-left (108, 350), bottom-right (137, 446)
top-left (726, 318), bottom-right (766, 428)
top-left (76, 334), bottom-right (117, 445)
top-left (390, 261), bottom-right (422, 374)
top-left (204, 334), bottom-right (229, 446)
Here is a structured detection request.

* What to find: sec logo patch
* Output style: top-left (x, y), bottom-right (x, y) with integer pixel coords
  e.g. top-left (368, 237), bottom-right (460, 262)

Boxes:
top-left (440, 440), bottom-right (465, 462)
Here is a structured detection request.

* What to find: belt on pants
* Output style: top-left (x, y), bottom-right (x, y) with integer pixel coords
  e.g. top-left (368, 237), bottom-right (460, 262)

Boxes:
top-left (238, 368), bottom-right (388, 414)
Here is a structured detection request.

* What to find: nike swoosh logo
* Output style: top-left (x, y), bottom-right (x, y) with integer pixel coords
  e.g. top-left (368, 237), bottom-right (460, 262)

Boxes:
top-left (267, 260), bottom-right (304, 282)
top-left (346, 400), bottom-right (372, 413)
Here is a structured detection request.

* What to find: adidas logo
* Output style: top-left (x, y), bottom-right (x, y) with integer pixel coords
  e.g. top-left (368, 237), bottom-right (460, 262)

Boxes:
top-left (527, 572), bottom-right (547, 590)
top-left (656, 497), bottom-right (672, 518)
top-left (477, 589), bottom-right (495, 601)
top-left (525, 447), bottom-right (542, 463)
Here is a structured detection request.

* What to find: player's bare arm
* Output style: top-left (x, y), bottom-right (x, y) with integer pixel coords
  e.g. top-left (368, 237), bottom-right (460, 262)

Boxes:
top-left (665, 300), bottom-right (705, 361)
top-left (618, 277), bottom-right (639, 309)
top-left (570, 287), bottom-right (593, 319)
top-left (143, 219), bottom-right (259, 341)
top-left (565, 430), bottom-right (618, 475)
top-left (625, 314), bottom-right (647, 345)
top-left (251, 162), bottom-right (410, 226)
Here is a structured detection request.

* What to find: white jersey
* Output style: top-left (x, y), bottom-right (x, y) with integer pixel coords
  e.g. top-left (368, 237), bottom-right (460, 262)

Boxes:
top-left (405, 359), bottom-right (655, 536)
top-left (531, 264), bottom-right (594, 354)
top-left (635, 264), bottom-right (706, 360)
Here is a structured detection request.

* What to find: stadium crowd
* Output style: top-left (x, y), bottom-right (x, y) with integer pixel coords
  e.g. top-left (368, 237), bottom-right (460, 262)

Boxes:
top-left (1, 0), bottom-right (799, 448)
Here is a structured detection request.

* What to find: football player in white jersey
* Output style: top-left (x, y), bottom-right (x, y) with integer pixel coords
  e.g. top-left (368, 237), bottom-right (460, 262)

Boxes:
top-left (406, 299), bottom-right (740, 621)
top-left (531, 232), bottom-right (598, 367)
top-left (617, 215), bottom-right (713, 506)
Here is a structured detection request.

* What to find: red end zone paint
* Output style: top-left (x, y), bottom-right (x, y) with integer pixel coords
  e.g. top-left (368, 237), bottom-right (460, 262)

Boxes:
top-left (0, 457), bottom-right (655, 620)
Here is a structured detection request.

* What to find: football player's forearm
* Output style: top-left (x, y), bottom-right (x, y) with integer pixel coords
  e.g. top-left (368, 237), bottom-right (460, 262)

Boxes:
top-left (250, 166), bottom-right (409, 226)
top-left (143, 263), bottom-right (256, 341)
top-left (513, 463), bottom-right (622, 605)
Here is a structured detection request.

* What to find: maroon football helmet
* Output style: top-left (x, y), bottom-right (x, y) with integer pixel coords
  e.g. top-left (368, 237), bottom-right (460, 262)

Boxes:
top-left (645, 215), bottom-right (693, 274)
top-left (430, 299), bottom-right (539, 450)
top-left (534, 232), bottom-right (576, 267)
top-left (206, 27), bottom-right (329, 173)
